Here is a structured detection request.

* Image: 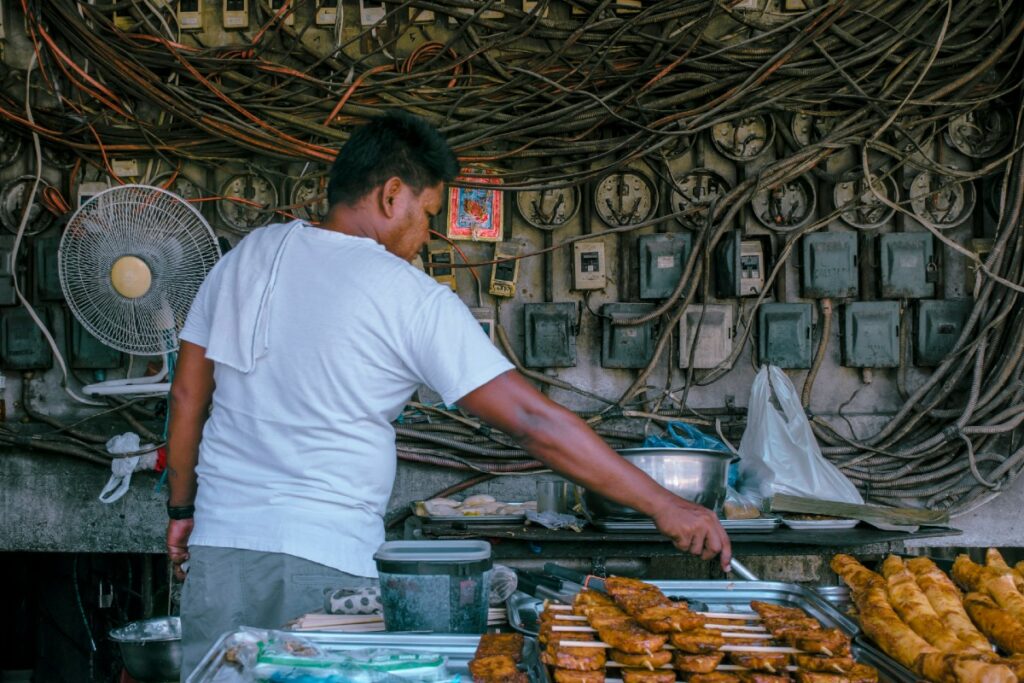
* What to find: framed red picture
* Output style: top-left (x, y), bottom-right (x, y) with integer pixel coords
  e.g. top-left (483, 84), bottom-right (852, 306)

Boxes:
top-left (446, 168), bottom-right (504, 242)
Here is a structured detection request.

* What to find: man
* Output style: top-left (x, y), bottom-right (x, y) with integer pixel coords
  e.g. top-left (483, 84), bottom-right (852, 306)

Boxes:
top-left (167, 110), bottom-right (731, 678)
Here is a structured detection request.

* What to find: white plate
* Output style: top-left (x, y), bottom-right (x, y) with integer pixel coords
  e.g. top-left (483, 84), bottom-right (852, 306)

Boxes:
top-left (782, 518), bottom-right (859, 530)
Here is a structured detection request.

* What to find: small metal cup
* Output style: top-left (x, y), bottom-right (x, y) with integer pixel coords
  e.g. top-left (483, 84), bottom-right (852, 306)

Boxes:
top-left (536, 479), bottom-right (572, 514)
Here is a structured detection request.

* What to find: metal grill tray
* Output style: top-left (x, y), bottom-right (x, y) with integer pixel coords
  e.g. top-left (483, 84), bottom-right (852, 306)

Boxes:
top-left (591, 517), bottom-right (779, 533)
top-left (188, 631), bottom-right (544, 683)
top-left (508, 581), bottom-right (913, 683)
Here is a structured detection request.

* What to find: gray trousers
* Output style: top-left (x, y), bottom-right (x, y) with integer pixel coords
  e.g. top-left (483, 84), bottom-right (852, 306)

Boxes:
top-left (179, 545), bottom-right (376, 681)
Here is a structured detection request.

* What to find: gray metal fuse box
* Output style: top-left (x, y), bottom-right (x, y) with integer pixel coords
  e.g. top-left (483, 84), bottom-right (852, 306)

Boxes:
top-left (69, 314), bottom-right (123, 370)
top-left (801, 232), bottom-right (858, 298)
top-left (638, 233), bottom-right (691, 300)
top-left (1, 306), bottom-right (53, 370)
top-left (842, 301), bottom-right (900, 368)
top-left (34, 238), bottom-right (64, 301)
top-left (715, 230), bottom-right (769, 298)
top-left (678, 304), bottom-right (733, 369)
top-left (601, 302), bottom-right (655, 369)
top-left (758, 303), bottom-right (812, 368)
top-left (879, 232), bottom-right (935, 299)
top-left (0, 235), bottom-right (18, 306)
top-left (916, 299), bottom-right (972, 367)
top-left (523, 302), bottom-right (577, 368)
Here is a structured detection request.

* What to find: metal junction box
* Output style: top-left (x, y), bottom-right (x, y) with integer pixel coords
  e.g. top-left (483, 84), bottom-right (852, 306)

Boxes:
top-left (638, 233), bottom-right (691, 300)
top-left (758, 303), bottom-right (812, 368)
top-left (879, 232), bottom-right (935, 299)
top-left (34, 238), bottom-right (64, 301)
top-left (0, 235), bottom-right (18, 306)
top-left (715, 230), bottom-right (770, 298)
top-left (842, 301), bottom-right (900, 368)
top-left (916, 299), bottom-right (972, 367)
top-left (1, 306), bottom-right (53, 370)
top-left (678, 304), bottom-right (733, 369)
top-left (69, 314), bottom-right (123, 370)
top-left (523, 302), bottom-right (577, 368)
top-left (601, 302), bottom-right (655, 369)
top-left (801, 232), bottom-right (858, 298)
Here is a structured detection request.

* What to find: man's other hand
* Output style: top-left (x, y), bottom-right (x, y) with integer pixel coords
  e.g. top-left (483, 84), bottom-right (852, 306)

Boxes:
top-left (650, 498), bottom-right (732, 571)
top-left (167, 518), bottom-right (194, 581)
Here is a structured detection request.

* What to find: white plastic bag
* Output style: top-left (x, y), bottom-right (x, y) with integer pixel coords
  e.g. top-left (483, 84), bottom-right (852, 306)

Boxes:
top-left (738, 366), bottom-right (863, 504)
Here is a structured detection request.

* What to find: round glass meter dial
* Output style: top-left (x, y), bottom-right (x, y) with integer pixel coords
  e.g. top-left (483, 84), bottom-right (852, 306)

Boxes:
top-left (42, 145), bottom-right (78, 170)
top-left (217, 172), bottom-right (279, 232)
top-left (593, 170), bottom-right (658, 228)
top-left (710, 114), bottom-right (775, 161)
top-left (909, 172), bottom-right (975, 229)
top-left (945, 103), bottom-right (1012, 158)
top-left (669, 168), bottom-right (731, 229)
top-left (151, 172), bottom-right (203, 202)
top-left (291, 174), bottom-right (329, 224)
top-left (0, 175), bottom-right (55, 235)
top-left (751, 175), bottom-right (816, 231)
top-left (790, 111), bottom-right (837, 147)
top-left (833, 170), bottom-right (898, 229)
top-left (516, 186), bottom-right (580, 229)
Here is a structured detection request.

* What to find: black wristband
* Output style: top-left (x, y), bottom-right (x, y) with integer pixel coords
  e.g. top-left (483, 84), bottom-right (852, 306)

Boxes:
top-left (167, 503), bottom-right (195, 520)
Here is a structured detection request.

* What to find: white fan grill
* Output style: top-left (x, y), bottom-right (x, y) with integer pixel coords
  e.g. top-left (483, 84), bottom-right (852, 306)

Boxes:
top-left (59, 184), bottom-right (221, 355)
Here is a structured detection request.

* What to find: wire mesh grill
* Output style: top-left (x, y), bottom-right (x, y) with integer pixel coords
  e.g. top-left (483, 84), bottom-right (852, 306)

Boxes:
top-left (59, 184), bottom-right (221, 355)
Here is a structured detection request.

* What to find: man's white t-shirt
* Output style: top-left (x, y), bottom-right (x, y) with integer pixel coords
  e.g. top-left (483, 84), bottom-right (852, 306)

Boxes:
top-left (179, 223), bottom-right (514, 577)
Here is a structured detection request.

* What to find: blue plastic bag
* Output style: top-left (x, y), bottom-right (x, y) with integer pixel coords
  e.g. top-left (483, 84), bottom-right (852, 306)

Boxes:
top-left (643, 422), bottom-right (737, 487)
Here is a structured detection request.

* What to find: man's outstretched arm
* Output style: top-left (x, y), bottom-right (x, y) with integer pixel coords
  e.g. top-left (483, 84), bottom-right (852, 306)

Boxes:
top-left (165, 340), bottom-right (215, 580)
top-left (458, 370), bottom-right (731, 570)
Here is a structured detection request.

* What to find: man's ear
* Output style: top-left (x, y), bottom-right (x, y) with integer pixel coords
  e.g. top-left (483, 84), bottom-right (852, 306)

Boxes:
top-left (380, 177), bottom-right (403, 219)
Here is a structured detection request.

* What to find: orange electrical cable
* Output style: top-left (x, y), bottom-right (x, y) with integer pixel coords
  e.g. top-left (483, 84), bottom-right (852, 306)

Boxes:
top-left (323, 64), bottom-right (394, 127)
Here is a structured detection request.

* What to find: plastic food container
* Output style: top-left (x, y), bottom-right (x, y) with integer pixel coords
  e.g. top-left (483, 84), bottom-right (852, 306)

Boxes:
top-left (374, 540), bottom-right (492, 634)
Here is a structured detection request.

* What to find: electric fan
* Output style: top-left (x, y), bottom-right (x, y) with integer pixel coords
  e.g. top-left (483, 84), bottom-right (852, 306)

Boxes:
top-left (59, 184), bottom-right (221, 395)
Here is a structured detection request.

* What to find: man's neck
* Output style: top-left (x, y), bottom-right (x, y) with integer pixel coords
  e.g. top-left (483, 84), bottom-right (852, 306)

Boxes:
top-left (320, 204), bottom-right (381, 243)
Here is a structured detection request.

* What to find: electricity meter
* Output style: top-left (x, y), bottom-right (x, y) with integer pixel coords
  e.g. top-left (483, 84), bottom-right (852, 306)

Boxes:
top-left (268, 0), bottom-right (295, 25)
top-left (315, 0), bottom-right (339, 25)
top-left (789, 111), bottom-right (836, 147)
top-left (42, 145), bottom-right (77, 170)
top-left (425, 240), bottom-right (456, 291)
top-left (524, 302), bottom-right (577, 368)
top-left (909, 173), bottom-right (976, 229)
top-left (77, 181), bottom-right (111, 210)
top-left (572, 240), bottom-right (607, 290)
top-left (151, 172), bottom-right (203, 202)
top-left (710, 114), bottom-right (775, 161)
top-left (290, 174), bottom-right (328, 223)
top-left (489, 241), bottom-right (520, 298)
top-left (751, 175), bottom-right (816, 231)
top-left (593, 169), bottom-right (658, 228)
top-left (833, 169), bottom-right (897, 230)
top-left (669, 168), bottom-right (730, 230)
top-left (223, 0), bottom-right (249, 28)
top-left (945, 103), bottom-right (1012, 159)
top-left (0, 129), bottom-right (22, 169)
top-left (178, 0), bottom-right (204, 29)
top-left (515, 186), bottom-right (580, 229)
top-left (842, 301), bottom-right (900, 368)
top-left (217, 172), bottom-right (278, 232)
top-left (0, 176), bottom-right (55, 236)
top-left (678, 304), bottom-right (733, 369)
top-left (359, 0), bottom-right (385, 26)
top-left (758, 303), bottom-right (812, 368)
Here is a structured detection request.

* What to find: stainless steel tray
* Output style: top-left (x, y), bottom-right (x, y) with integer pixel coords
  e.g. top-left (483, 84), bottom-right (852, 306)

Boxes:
top-left (591, 517), bottom-right (779, 533)
top-left (412, 501), bottom-right (528, 524)
top-left (188, 631), bottom-right (543, 683)
top-left (506, 580), bottom-right (859, 638)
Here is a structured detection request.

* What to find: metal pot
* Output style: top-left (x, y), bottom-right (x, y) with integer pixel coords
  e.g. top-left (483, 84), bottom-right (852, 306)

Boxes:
top-left (109, 616), bottom-right (181, 682)
top-left (583, 448), bottom-right (731, 520)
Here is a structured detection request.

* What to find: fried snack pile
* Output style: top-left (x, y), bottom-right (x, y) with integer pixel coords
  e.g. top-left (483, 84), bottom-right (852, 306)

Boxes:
top-left (536, 574), bottom-right (880, 683)
top-left (469, 633), bottom-right (528, 683)
top-left (832, 552), bottom-right (1022, 683)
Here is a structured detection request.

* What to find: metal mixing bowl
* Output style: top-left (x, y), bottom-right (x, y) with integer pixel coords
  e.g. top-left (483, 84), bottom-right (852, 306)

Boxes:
top-left (583, 448), bottom-right (731, 519)
top-left (109, 616), bottom-right (181, 682)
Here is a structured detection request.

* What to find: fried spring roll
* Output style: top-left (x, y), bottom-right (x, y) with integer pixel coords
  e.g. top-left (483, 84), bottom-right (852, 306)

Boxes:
top-left (987, 549), bottom-right (1024, 593)
top-left (965, 592), bottom-right (1024, 654)
top-left (906, 556), bottom-right (993, 652)
top-left (882, 555), bottom-right (976, 654)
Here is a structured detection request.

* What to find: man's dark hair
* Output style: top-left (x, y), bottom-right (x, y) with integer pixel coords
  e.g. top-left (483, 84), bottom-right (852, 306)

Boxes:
top-left (327, 110), bottom-right (459, 207)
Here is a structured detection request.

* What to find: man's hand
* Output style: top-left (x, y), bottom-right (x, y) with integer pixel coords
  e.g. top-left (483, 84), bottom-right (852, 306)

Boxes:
top-left (651, 496), bottom-right (732, 571)
top-left (167, 518), bottom-right (194, 581)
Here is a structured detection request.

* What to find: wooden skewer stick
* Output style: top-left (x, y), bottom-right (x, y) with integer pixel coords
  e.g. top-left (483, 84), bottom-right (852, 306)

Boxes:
top-left (703, 623), bottom-right (768, 632)
top-left (698, 611), bottom-right (760, 620)
top-left (717, 665), bottom-right (799, 672)
top-left (543, 640), bottom-right (803, 654)
top-left (549, 625), bottom-right (771, 639)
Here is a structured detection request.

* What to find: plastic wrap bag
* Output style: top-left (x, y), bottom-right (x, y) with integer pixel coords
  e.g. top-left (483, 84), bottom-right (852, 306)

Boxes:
top-left (489, 564), bottom-right (518, 605)
top-left (227, 630), bottom-right (459, 683)
top-left (738, 366), bottom-right (863, 504)
top-left (642, 422), bottom-right (730, 452)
